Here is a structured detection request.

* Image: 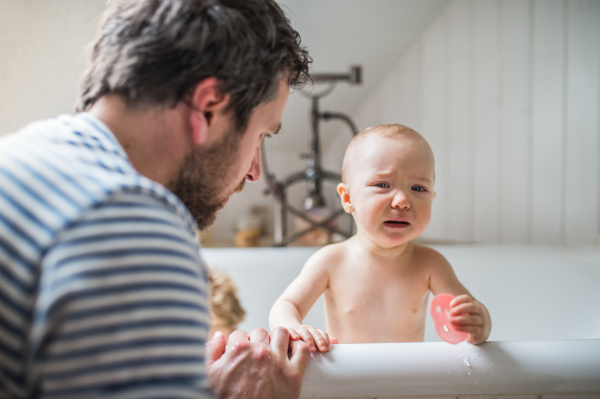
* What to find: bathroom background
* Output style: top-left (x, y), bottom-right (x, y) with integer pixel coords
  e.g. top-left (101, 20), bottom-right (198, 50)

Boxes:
top-left (1, 0), bottom-right (599, 248)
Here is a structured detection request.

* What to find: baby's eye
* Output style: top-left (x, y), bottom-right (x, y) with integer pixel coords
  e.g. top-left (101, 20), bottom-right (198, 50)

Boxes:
top-left (374, 183), bottom-right (389, 188)
top-left (412, 186), bottom-right (427, 192)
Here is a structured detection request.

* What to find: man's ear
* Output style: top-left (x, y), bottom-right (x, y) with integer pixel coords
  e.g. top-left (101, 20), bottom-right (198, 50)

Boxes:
top-left (187, 77), bottom-right (231, 146)
top-left (433, 191), bottom-right (437, 199)
top-left (337, 183), bottom-right (354, 213)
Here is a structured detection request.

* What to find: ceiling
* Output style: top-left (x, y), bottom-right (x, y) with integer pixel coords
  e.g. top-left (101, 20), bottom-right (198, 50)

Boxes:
top-left (268, 0), bottom-right (450, 151)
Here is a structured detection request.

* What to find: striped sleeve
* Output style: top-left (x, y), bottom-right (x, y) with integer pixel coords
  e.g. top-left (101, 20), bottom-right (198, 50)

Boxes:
top-left (29, 191), bottom-right (215, 399)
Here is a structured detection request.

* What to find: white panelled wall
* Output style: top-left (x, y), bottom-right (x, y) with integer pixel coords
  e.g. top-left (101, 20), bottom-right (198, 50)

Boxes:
top-left (328, 0), bottom-right (600, 246)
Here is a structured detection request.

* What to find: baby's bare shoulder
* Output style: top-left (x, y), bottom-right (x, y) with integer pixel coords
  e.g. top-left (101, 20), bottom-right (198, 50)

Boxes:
top-left (304, 241), bottom-right (347, 270)
top-left (412, 244), bottom-right (452, 271)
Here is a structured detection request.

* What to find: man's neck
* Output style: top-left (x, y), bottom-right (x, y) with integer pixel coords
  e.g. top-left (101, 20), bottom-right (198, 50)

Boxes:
top-left (88, 95), bottom-right (191, 188)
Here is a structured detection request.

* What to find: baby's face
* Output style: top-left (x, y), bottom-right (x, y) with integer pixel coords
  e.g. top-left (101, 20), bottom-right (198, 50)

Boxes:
top-left (343, 135), bottom-right (435, 248)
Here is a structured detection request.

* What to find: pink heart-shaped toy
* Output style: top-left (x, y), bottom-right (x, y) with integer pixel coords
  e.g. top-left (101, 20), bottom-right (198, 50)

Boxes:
top-left (430, 294), bottom-right (468, 344)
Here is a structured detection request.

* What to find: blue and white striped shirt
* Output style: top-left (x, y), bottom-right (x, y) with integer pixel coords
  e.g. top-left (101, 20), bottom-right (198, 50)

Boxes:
top-left (0, 113), bottom-right (214, 398)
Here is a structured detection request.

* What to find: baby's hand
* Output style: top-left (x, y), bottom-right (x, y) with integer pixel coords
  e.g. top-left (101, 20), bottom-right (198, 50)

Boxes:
top-left (449, 295), bottom-right (489, 345)
top-left (288, 325), bottom-right (338, 352)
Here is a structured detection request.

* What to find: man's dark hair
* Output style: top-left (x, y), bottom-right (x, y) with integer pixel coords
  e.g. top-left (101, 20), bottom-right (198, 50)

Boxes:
top-left (77, 0), bottom-right (311, 131)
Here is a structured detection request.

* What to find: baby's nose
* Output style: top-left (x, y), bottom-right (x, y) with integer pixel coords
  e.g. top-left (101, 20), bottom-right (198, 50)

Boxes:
top-left (391, 191), bottom-right (410, 209)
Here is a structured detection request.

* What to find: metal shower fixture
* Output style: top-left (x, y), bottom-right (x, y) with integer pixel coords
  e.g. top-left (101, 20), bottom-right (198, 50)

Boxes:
top-left (262, 65), bottom-right (362, 246)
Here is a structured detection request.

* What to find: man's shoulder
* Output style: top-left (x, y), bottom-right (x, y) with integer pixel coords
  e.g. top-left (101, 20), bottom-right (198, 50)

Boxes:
top-left (0, 114), bottom-right (197, 239)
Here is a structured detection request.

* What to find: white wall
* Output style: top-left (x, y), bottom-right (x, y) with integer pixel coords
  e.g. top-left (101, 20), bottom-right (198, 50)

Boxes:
top-left (328, 0), bottom-right (600, 246)
top-left (4, 0), bottom-right (599, 246)
top-left (0, 1), bottom-right (106, 135)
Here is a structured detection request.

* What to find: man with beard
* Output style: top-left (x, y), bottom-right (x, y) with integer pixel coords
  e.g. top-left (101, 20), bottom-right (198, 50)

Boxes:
top-left (0, 0), bottom-right (312, 398)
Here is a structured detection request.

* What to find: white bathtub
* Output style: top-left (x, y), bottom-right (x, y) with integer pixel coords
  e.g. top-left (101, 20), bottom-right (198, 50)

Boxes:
top-left (202, 245), bottom-right (600, 397)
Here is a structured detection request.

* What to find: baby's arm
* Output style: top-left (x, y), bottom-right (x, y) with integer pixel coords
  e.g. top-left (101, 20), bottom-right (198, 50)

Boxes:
top-left (423, 247), bottom-right (492, 344)
top-left (269, 247), bottom-right (338, 352)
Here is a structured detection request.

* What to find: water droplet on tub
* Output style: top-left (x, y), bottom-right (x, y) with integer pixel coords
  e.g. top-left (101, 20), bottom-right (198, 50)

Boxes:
top-left (468, 371), bottom-right (471, 375)
top-left (463, 358), bottom-right (471, 367)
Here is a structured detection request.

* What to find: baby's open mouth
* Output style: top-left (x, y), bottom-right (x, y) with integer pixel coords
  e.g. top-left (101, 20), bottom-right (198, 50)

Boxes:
top-left (384, 220), bottom-right (410, 228)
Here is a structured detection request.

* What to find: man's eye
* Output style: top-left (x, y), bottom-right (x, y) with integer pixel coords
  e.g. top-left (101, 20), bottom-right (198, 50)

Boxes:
top-left (375, 183), bottom-right (389, 188)
top-left (412, 186), bottom-right (426, 192)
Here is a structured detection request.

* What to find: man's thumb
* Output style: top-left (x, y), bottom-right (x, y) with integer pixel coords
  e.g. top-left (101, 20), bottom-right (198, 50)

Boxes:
top-left (206, 331), bottom-right (227, 365)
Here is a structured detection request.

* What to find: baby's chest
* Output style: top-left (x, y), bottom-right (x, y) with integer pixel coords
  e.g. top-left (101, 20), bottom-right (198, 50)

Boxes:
top-left (327, 272), bottom-right (430, 317)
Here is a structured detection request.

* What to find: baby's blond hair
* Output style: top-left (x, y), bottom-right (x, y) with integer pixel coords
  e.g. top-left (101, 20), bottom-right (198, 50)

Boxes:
top-left (209, 269), bottom-right (246, 331)
top-left (341, 124), bottom-right (432, 183)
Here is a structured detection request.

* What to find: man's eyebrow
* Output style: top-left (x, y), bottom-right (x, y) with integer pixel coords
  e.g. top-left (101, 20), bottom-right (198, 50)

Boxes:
top-left (271, 123), bottom-right (282, 135)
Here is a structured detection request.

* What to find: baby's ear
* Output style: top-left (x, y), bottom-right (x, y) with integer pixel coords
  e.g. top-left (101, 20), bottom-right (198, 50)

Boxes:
top-left (337, 183), bottom-right (354, 213)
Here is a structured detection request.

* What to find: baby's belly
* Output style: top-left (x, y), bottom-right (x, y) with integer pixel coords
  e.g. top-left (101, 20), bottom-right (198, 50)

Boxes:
top-left (325, 304), bottom-right (428, 344)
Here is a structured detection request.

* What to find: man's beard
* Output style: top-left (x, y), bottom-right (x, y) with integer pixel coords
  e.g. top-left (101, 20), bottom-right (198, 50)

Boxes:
top-left (170, 127), bottom-right (246, 230)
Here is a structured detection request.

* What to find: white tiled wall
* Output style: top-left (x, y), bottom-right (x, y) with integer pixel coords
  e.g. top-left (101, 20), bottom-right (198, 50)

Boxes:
top-left (327, 0), bottom-right (600, 246)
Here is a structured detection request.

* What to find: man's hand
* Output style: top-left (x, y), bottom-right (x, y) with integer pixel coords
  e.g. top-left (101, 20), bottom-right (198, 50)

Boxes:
top-left (206, 327), bottom-right (311, 399)
top-left (449, 295), bottom-right (491, 345)
top-left (288, 325), bottom-right (338, 353)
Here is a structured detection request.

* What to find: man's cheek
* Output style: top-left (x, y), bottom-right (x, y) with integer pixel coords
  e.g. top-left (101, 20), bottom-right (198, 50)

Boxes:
top-left (234, 178), bottom-right (246, 193)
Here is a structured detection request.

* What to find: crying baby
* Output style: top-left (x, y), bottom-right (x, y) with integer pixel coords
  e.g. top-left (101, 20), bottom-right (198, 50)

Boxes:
top-left (269, 124), bottom-right (491, 351)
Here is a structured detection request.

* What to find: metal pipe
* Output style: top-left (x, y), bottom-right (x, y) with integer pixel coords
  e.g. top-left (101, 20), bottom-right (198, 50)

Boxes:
top-left (321, 112), bottom-right (359, 136)
top-left (307, 97), bottom-right (324, 206)
top-left (311, 65), bottom-right (362, 85)
top-left (261, 65), bottom-right (362, 246)
top-left (273, 208), bottom-right (347, 247)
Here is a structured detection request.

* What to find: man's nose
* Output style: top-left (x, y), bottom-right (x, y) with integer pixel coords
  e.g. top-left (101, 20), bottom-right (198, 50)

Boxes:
top-left (391, 190), bottom-right (410, 209)
top-left (245, 146), bottom-right (262, 182)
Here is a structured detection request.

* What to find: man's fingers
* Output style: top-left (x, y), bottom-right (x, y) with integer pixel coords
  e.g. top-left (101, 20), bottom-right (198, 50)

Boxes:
top-left (227, 329), bottom-right (251, 354)
top-left (248, 327), bottom-right (270, 344)
top-left (270, 326), bottom-right (291, 356)
top-left (288, 328), bottom-right (300, 341)
top-left (330, 336), bottom-right (339, 344)
top-left (289, 338), bottom-right (311, 371)
top-left (205, 331), bottom-right (227, 366)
